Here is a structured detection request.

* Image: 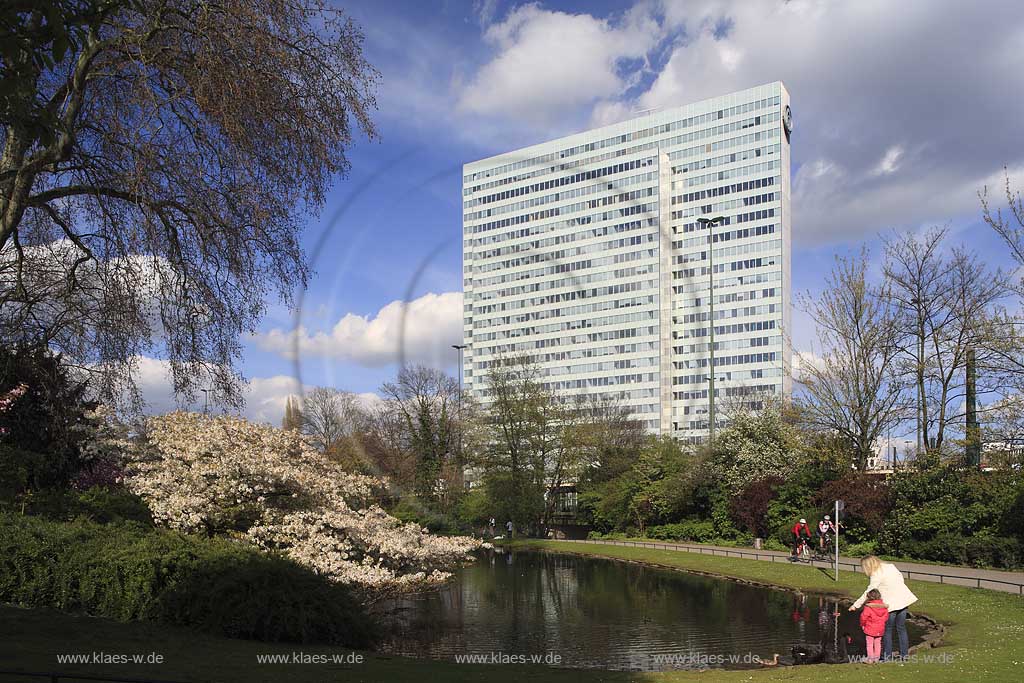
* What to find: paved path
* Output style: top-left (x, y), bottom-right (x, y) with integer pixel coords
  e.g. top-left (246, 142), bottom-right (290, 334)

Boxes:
top-left (556, 538), bottom-right (1024, 595)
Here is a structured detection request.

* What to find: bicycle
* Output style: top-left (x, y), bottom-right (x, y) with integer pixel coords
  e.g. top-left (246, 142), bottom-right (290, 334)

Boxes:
top-left (813, 535), bottom-right (835, 562)
top-left (793, 537), bottom-right (812, 563)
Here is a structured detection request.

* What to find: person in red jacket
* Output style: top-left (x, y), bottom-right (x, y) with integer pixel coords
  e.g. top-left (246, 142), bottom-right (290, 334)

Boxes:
top-left (859, 589), bottom-right (889, 662)
top-left (791, 518), bottom-right (811, 558)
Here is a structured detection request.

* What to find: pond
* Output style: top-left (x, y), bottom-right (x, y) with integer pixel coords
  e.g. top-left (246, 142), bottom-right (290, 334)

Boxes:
top-left (377, 548), bottom-right (926, 671)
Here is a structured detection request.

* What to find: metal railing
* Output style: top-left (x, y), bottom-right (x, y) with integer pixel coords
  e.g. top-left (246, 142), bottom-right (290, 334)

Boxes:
top-left (558, 538), bottom-right (1024, 595)
top-left (0, 671), bottom-right (189, 683)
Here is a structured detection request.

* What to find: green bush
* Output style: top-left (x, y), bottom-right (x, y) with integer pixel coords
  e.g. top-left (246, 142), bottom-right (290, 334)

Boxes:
top-left (843, 540), bottom-right (878, 557)
top-left (878, 466), bottom-right (1024, 568)
top-left (965, 536), bottom-right (1022, 568)
top-left (390, 496), bottom-right (464, 535)
top-left (647, 519), bottom-right (717, 542)
top-left (0, 514), bottom-right (376, 646)
top-left (10, 486), bottom-right (153, 525)
top-left (900, 532), bottom-right (1022, 569)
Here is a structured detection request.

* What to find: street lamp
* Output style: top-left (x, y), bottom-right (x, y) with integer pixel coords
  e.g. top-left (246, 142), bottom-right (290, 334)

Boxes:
top-left (452, 344), bottom-right (468, 479)
top-left (696, 216), bottom-right (726, 444)
top-left (910, 296), bottom-right (925, 456)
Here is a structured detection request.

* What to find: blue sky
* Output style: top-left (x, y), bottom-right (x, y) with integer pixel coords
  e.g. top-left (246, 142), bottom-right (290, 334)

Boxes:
top-left (140, 0), bottom-right (1024, 422)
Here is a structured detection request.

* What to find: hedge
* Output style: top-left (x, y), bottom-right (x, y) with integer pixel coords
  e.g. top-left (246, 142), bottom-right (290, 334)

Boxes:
top-left (0, 513), bottom-right (376, 646)
top-left (899, 532), bottom-right (1022, 570)
top-left (646, 520), bottom-right (719, 543)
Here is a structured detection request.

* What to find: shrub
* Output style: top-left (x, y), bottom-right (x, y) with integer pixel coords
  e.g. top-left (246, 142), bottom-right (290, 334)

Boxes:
top-left (14, 486), bottom-right (152, 525)
top-left (0, 514), bottom-right (376, 646)
top-left (647, 519), bottom-right (717, 542)
top-left (815, 472), bottom-right (892, 543)
top-left (898, 532), bottom-right (1022, 569)
top-left (587, 530), bottom-right (628, 540)
top-left (843, 540), bottom-right (878, 557)
top-left (879, 465), bottom-right (1023, 567)
top-left (965, 536), bottom-right (1022, 569)
top-left (730, 476), bottom-right (783, 538)
top-left (391, 496), bottom-right (464, 535)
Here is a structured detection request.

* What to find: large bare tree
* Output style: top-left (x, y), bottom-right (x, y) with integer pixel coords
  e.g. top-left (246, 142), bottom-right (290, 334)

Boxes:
top-left (380, 365), bottom-right (459, 506)
top-left (797, 250), bottom-right (908, 470)
top-left (0, 0), bottom-right (377, 408)
top-left (981, 170), bottom-right (1024, 396)
top-left (883, 228), bottom-right (1010, 452)
top-left (300, 386), bottom-right (364, 453)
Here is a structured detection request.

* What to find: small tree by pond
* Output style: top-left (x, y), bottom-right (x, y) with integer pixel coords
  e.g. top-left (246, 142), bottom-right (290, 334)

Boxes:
top-left (127, 412), bottom-right (480, 593)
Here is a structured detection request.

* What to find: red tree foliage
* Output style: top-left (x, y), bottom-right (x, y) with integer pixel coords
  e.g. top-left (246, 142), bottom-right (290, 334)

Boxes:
top-left (816, 472), bottom-right (893, 535)
top-left (730, 476), bottom-right (784, 538)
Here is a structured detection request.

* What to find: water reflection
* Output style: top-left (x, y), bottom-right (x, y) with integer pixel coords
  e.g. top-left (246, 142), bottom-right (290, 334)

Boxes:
top-left (376, 549), bottom-right (922, 671)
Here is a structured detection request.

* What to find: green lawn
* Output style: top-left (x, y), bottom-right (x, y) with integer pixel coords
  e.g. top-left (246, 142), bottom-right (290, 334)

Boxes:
top-left (2, 540), bottom-right (1023, 682)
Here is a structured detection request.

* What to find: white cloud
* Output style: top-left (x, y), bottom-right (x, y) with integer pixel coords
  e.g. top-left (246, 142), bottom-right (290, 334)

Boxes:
top-left (457, 3), bottom-right (661, 125)
top-left (621, 0), bottom-right (1024, 243)
top-left (130, 355), bottom-right (300, 423)
top-left (130, 355), bottom-right (385, 424)
top-left (871, 145), bottom-right (904, 177)
top-left (244, 375), bottom-right (306, 424)
top-left (254, 291), bottom-right (464, 368)
top-left (473, 0), bottom-right (500, 27)
top-left (791, 349), bottom-right (825, 384)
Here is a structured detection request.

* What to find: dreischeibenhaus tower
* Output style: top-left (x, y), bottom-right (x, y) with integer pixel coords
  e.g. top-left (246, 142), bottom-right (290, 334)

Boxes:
top-left (461, 82), bottom-right (792, 443)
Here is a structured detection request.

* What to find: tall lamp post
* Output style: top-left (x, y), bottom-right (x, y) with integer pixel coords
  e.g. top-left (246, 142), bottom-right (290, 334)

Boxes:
top-left (452, 344), bottom-right (467, 482)
top-left (910, 297), bottom-right (925, 456)
top-left (696, 216), bottom-right (726, 444)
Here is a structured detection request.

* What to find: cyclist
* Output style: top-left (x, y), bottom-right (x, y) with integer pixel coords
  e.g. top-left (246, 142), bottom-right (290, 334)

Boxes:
top-left (817, 515), bottom-right (837, 554)
top-left (791, 518), bottom-right (812, 559)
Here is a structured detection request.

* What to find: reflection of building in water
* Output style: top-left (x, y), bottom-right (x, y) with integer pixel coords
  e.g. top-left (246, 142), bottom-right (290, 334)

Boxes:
top-left (377, 551), bottom-right (913, 670)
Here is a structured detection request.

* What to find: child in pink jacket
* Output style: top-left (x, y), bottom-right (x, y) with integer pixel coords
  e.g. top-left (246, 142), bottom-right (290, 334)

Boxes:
top-left (859, 589), bottom-right (889, 662)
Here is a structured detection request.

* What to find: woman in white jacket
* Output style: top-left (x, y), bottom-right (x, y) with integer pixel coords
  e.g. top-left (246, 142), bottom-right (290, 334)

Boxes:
top-left (848, 555), bottom-right (918, 660)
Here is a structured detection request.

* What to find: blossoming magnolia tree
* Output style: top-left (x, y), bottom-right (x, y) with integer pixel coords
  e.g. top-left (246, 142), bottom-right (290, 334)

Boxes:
top-left (127, 412), bottom-right (479, 592)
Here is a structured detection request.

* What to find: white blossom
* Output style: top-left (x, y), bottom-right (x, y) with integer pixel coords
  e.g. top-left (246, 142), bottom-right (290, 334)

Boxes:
top-left (126, 411), bottom-right (479, 591)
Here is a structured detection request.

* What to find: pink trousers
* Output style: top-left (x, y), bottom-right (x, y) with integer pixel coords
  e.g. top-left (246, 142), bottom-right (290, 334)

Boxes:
top-left (865, 635), bottom-right (882, 662)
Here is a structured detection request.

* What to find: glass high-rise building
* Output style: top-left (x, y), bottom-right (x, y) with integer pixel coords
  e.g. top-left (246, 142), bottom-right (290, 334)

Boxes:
top-left (461, 82), bottom-right (792, 442)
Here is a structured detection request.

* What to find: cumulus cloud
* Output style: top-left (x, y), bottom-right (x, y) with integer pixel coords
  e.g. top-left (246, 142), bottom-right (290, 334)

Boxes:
top-left (457, 3), bottom-right (661, 125)
top-left (254, 291), bottom-right (464, 368)
top-left (422, 0), bottom-right (1023, 243)
top-left (473, 0), bottom-right (500, 27)
top-left (791, 350), bottom-right (826, 384)
top-left (130, 355), bottom-right (298, 423)
top-left (131, 355), bottom-right (384, 424)
top-left (607, 0), bottom-right (1024, 244)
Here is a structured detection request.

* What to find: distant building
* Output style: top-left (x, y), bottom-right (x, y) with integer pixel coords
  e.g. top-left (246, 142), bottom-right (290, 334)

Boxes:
top-left (868, 436), bottom-right (917, 471)
top-left (461, 82), bottom-right (793, 443)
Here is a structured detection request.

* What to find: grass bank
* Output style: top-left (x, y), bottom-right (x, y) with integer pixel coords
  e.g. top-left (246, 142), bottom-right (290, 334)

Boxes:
top-left (3, 541), bottom-right (1023, 682)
